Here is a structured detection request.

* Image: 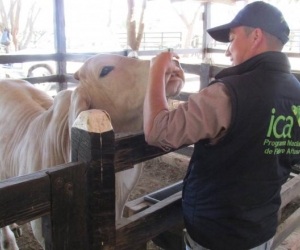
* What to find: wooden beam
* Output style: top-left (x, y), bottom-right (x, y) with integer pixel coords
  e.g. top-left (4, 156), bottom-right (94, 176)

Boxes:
top-left (71, 110), bottom-right (116, 249)
top-left (50, 162), bottom-right (87, 250)
top-left (22, 75), bottom-right (60, 84)
top-left (54, 0), bottom-right (68, 91)
top-left (116, 192), bottom-right (183, 249)
top-left (0, 53), bottom-right (58, 64)
top-left (0, 162), bottom-right (82, 227)
top-left (202, 2), bottom-right (210, 60)
top-left (275, 227), bottom-right (300, 250)
top-left (0, 172), bottom-right (50, 227)
top-left (280, 174), bottom-right (300, 209)
top-left (114, 131), bottom-right (191, 172)
top-left (115, 132), bottom-right (167, 172)
top-left (272, 207), bottom-right (300, 249)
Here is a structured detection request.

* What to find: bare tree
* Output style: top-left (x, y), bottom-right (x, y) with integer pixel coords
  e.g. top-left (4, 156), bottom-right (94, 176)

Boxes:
top-left (127, 0), bottom-right (146, 53)
top-left (170, 0), bottom-right (202, 49)
top-left (170, 0), bottom-right (237, 49)
top-left (0, 0), bottom-right (41, 52)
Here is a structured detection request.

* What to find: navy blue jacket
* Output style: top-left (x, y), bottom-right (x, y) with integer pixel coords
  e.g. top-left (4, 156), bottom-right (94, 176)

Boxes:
top-left (183, 52), bottom-right (300, 250)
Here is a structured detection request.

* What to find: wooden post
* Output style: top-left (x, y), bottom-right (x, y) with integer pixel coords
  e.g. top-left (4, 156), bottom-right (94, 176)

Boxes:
top-left (200, 63), bottom-right (211, 89)
top-left (201, 2), bottom-right (211, 61)
top-left (53, 0), bottom-right (68, 92)
top-left (47, 162), bottom-right (86, 250)
top-left (71, 110), bottom-right (116, 250)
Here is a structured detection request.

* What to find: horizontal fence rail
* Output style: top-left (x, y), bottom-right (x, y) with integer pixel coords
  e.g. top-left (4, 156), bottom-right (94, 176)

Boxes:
top-left (0, 162), bottom-right (87, 249)
top-left (0, 51), bottom-right (299, 91)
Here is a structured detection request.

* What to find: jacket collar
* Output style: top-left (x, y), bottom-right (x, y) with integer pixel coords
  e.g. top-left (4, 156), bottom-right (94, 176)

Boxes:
top-left (215, 51), bottom-right (291, 79)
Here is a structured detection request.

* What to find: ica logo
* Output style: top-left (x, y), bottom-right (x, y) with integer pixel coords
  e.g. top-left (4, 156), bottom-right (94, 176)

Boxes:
top-left (266, 106), bottom-right (300, 139)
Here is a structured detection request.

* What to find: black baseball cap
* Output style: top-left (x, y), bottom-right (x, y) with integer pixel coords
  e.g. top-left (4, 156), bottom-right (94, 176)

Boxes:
top-left (207, 1), bottom-right (290, 44)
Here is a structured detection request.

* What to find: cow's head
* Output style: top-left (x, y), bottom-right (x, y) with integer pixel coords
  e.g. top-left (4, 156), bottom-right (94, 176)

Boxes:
top-left (71, 54), bottom-right (184, 133)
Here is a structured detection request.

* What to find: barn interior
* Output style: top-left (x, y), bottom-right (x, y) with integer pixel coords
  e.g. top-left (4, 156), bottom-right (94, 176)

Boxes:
top-left (0, 0), bottom-right (300, 249)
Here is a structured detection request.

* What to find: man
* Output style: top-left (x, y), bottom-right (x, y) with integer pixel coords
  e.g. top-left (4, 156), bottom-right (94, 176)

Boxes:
top-left (143, 1), bottom-right (300, 250)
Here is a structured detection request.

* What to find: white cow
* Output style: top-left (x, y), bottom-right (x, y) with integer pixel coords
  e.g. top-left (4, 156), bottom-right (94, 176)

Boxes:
top-left (0, 53), bottom-right (184, 250)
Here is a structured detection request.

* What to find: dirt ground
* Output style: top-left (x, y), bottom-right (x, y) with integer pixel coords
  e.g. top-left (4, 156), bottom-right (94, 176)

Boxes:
top-left (129, 159), bottom-right (187, 250)
top-left (5, 159), bottom-right (300, 250)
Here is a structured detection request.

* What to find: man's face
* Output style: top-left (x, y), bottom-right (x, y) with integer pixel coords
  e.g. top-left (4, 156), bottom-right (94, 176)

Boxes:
top-left (225, 26), bottom-right (255, 66)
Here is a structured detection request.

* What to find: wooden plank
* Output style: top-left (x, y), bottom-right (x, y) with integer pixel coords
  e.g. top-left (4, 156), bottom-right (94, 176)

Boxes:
top-left (201, 3), bottom-right (210, 61)
top-left (181, 63), bottom-right (201, 75)
top-left (175, 146), bottom-right (194, 157)
top-left (65, 52), bottom-right (125, 63)
top-left (0, 162), bottom-right (82, 227)
top-left (275, 227), bottom-right (300, 250)
top-left (124, 196), bottom-right (153, 217)
top-left (199, 63), bottom-right (211, 88)
top-left (0, 53), bottom-right (59, 64)
top-left (115, 132), bottom-right (190, 173)
top-left (0, 171), bottom-right (50, 227)
top-left (65, 49), bottom-right (202, 63)
top-left (280, 174), bottom-right (300, 209)
top-left (49, 162), bottom-right (87, 250)
top-left (115, 132), bottom-right (168, 172)
top-left (22, 75), bottom-right (60, 84)
top-left (116, 192), bottom-right (183, 250)
top-left (71, 110), bottom-right (116, 250)
top-left (54, 0), bottom-right (68, 91)
top-left (64, 74), bottom-right (79, 84)
top-left (210, 65), bottom-right (225, 78)
top-left (272, 207), bottom-right (300, 249)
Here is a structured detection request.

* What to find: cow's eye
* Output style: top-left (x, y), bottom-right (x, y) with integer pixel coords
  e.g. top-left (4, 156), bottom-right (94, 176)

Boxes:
top-left (100, 66), bottom-right (114, 77)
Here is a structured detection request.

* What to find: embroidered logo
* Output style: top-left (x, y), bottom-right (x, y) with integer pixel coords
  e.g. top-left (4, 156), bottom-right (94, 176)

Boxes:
top-left (264, 106), bottom-right (300, 155)
top-left (292, 105), bottom-right (300, 126)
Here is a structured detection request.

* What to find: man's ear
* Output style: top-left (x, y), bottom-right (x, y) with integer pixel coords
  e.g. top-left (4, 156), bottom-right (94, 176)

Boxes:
top-left (252, 28), bottom-right (264, 47)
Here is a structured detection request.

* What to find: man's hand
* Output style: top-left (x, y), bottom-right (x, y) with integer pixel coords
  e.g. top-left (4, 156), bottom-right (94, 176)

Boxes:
top-left (166, 59), bottom-right (185, 97)
top-left (150, 52), bottom-right (185, 97)
top-left (144, 51), bottom-right (186, 142)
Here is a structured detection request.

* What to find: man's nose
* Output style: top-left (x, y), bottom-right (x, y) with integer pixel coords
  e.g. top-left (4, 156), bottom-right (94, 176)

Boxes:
top-left (225, 43), bottom-right (231, 57)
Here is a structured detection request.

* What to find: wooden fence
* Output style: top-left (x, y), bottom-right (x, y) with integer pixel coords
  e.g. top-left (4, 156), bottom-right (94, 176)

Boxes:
top-left (0, 109), bottom-right (185, 250)
top-left (1, 60), bottom-right (300, 249)
top-left (0, 50), bottom-right (299, 93)
top-left (0, 108), bottom-right (300, 249)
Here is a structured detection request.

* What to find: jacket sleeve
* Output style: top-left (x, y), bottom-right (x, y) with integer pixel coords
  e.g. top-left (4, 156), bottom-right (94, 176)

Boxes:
top-left (146, 82), bottom-right (232, 149)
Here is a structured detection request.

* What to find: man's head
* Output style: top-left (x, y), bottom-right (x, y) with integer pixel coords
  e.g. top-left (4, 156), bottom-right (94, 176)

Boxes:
top-left (207, 1), bottom-right (289, 65)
